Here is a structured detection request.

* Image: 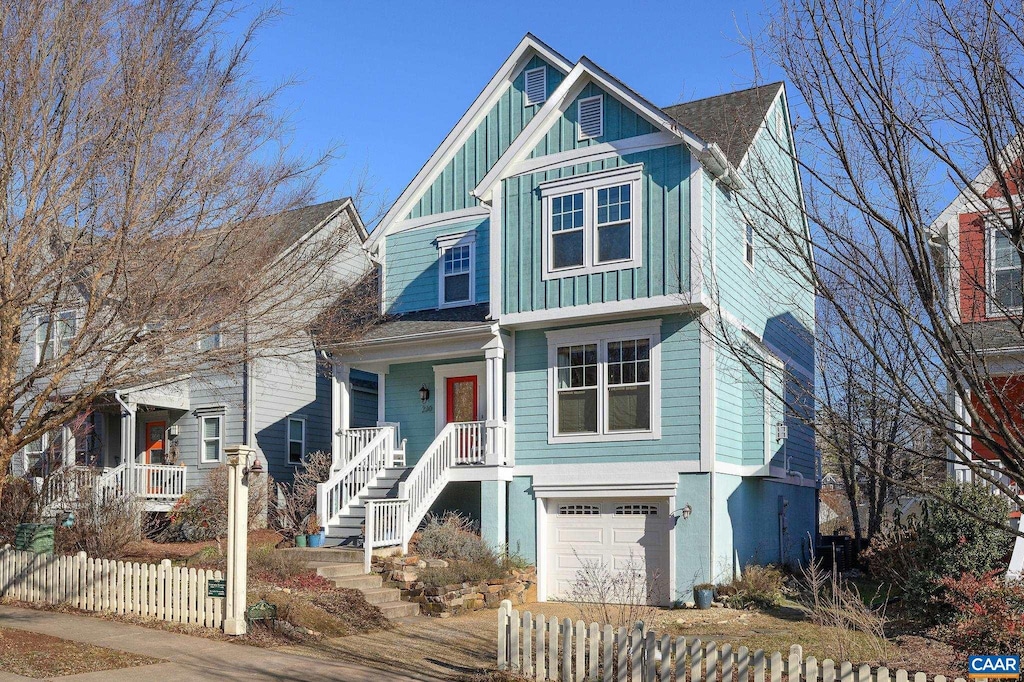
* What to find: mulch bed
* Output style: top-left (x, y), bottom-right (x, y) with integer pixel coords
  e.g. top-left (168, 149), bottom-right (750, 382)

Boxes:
top-left (0, 626), bottom-right (162, 678)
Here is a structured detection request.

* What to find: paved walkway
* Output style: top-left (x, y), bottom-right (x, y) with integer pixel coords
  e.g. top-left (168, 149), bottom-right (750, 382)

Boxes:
top-left (0, 606), bottom-right (437, 681)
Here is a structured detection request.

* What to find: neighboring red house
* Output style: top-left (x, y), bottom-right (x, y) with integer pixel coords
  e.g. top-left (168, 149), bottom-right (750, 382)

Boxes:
top-left (932, 150), bottom-right (1024, 496)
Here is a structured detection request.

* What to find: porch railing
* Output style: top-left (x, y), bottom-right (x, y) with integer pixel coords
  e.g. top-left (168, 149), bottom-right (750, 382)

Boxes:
top-left (336, 425), bottom-right (406, 470)
top-left (132, 464), bottom-right (186, 500)
top-left (318, 425), bottom-right (397, 530)
top-left (363, 498), bottom-right (408, 573)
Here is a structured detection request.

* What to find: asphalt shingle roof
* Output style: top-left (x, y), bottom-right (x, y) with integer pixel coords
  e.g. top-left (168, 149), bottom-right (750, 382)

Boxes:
top-left (354, 304), bottom-right (492, 343)
top-left (662, 83), bottom-right (784, 167)
top-left (961, 320), bottom-right (1024, 352)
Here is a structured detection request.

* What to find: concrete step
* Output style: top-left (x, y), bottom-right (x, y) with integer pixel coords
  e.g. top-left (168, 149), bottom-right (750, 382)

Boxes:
top-left (361, 587), bottom-right (402, 605)
top-left (378, 601), bottom-right (420, 619)
top-left (314, 563), bottom-right (366, 578)
top-left (277, 547), bottom-right (362, 563)
top-left (331, 573), bottom-right (383, 590)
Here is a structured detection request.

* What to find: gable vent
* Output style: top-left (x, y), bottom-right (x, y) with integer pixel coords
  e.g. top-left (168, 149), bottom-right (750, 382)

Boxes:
top-left (524, 67), bottom-right (547, 106)
top-left (577, 95), bottom-right (604, 140)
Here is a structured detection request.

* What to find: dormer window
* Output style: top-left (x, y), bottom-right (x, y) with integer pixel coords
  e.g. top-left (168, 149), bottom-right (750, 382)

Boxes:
top-left (437, 232), bottom-right (475, 308)
top-left (524, 67), bottom-right (547, 106)
top-left (577, 95), bottom-right (604, 140)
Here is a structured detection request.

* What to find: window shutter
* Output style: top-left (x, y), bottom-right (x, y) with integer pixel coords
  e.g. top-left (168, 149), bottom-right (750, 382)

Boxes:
top-left (577, 95), bottom-right (604, 140)
top-left (524, 67), bottom-right (547, 106)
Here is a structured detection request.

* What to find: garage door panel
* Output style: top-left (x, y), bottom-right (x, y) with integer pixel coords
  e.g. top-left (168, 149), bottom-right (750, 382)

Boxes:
top-left (547, 498), bottom-right (669, 605)
top-left (554, 527), bottom-right (605, 545)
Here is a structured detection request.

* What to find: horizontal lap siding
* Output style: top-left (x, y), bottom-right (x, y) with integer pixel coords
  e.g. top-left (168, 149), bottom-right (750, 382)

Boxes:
top-left (180, 376), bottom-right (245, 486)
top-left (513, 313), bottom-right (700, 464)
top-left (384, 218), bottom-right (489, 314)
top-left (408, 55), bottom-right (565, 220)
top-left (503, 144), bottom-right (690, 314)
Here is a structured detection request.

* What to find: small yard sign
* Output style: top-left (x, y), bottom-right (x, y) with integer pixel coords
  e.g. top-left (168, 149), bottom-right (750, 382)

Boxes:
top-left (207, 579), bottom-right (226, 598)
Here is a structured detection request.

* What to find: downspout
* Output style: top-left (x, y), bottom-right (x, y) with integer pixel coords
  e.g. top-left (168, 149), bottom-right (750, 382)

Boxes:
top-left (708, 175), bottom-right (719, 583)
top-left (242, 321), bottom-right (251, 446)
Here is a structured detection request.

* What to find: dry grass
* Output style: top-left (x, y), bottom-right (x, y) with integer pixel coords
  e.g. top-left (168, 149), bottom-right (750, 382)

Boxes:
top-left (0, 626), bottom-right (162, 678)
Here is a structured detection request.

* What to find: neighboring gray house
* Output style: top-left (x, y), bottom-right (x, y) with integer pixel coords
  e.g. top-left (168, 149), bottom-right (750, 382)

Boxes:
top-left (13, 198), bottom-right (376, 510)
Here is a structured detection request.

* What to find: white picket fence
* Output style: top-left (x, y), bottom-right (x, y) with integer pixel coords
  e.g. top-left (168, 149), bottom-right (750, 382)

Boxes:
top-left (0, 546), bottom-right (223, 628)
top-left (497, 602), bottom-right (966, 682)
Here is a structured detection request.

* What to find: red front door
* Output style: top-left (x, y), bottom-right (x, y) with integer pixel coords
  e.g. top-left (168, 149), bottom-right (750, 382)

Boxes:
top-left (144, 422), bottom-right (166, 494)
top-left (446, 376), bottom-right (479, 463)
top-left (445, 376), bottom-right (478, 424)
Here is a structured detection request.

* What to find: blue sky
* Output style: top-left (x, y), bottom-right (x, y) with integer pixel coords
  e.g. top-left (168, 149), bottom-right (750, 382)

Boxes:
top-left (230, 1), bottom-right (778, 222)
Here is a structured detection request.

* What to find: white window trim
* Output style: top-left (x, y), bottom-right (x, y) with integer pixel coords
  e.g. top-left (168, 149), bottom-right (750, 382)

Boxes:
top-left (540, 164), bottom-right (644, 281)
top-left (577, 94), bottom-right (604, 140)
top-left (287, 416), bottom-right (306, 465)
top-left (198, 324), bottom-right (223, 352)
top-left (34, 310), bottom-right (75, 364)
top-left (436, 231), bottom-right (476, 308)
top-left (546, 320), bottom-right (662, 444)
top-left (200, 414), bottom-right (224, 463)
top-left (744, 223), bottom-right (755, 271)
top-left (24, 432), bottom-right (48, 470)
top-left (987, 221), bottom-right (1024, 317)
top-left (524, 66), bottom-right (547, 107)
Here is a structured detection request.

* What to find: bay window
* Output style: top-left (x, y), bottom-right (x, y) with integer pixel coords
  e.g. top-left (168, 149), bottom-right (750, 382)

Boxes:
top-left (541, 164), bottom-right (643, 280)
top-left (547, 321), bottom-right (661, 443)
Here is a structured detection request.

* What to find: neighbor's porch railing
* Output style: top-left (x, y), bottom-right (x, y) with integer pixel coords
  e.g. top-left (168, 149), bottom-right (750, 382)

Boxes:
top-left (132, 464), bottom-right (187, 500)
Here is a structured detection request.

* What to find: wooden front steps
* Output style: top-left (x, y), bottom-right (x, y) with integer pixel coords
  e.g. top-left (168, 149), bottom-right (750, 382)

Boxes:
top-left (279, 547), bottom-right (419, 619)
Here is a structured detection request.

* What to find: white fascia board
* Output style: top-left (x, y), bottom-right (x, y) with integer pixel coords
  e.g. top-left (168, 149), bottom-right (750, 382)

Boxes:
top-left (365, 35), bottom-right (572, 253)
top-left (498, 293), bottom-right (705, 330)
top-left (472, 57), bottom-right (718, 203)
top-left (387, 206), bottom-right (490, 237)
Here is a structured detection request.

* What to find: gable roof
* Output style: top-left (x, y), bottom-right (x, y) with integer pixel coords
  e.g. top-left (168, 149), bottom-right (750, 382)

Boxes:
top-left (365, 34), bottom-right (572, 251)
top-left (472, 56), bottom-right (739, 202)
top-left (662, 82), bottom-right (784, 168)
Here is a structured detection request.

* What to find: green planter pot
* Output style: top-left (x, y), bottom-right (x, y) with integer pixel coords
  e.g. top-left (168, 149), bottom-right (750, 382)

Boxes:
top-left (295, 534), bottom-right (308, 548)
top-left (693, 587), bottom-right (714, 610)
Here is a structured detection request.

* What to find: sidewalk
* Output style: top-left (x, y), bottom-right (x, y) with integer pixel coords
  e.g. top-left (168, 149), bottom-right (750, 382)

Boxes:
top-left (0, 606), bottom-right (438, 681)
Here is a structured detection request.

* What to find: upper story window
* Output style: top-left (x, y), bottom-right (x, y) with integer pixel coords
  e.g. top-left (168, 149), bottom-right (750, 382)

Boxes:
top-left (199, 324), bottom-right (222, 352)
top-left (745, 223), bottom-right (755, 268)
top-left (436, 232), bottom-right (475, 308)
top-left (577, 95), bottom-right (604, 140)
top-left (288, 417), bottom-right (306, 464)
top-left (524, 67), bottom-right (547, 106)
top-left (540, 165), bottom-right (643, 280)
top-left (24, 433), bottom-right (48, 472)
top-left (990, 226), bottom-right (1023, 312)
top-left (35, 311), bottom-right (75, 363)
top-left (546, 320), bottom-right (661, 444)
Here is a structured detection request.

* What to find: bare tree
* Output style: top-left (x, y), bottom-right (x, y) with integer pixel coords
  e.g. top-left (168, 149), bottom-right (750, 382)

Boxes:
top-left (730, 0), bottom-right (1024, 520)
top-left (0, 0), bottom-right (365, 491)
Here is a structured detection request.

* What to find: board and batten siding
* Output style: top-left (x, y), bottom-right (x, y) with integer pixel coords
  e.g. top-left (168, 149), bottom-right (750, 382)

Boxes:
top-left (513, 313), bottom-right (700, 464)
top-left (529, 82), bottom-right (659, 158)
top-left (502, 145), bottom-right (690, 315)
top-left (384, 218), bottom-right (490, 314)
top-left (407, 55), bottom-right (566, 221)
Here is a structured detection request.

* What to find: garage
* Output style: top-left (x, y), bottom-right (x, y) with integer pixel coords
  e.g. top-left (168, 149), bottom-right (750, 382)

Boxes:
top-left (545, 498), bottom-right (672, 605)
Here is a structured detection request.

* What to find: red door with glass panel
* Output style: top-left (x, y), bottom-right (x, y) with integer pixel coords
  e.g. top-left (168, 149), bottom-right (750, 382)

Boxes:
top-left (445, 376), bottom-right (479, 463)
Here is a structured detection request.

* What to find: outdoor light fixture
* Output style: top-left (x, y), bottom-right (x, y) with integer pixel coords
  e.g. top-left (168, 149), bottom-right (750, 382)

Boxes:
top-left (242, 451), bottom-right (263, 477)
top-left (419, 385), bottom-right (430, 403)
top-left (672, 504), bottom-right (693, 520)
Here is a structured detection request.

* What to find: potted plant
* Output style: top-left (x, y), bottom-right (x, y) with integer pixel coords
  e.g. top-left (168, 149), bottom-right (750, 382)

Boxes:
top-left (294, 530), bottom-right (308, 547)
top-left (306, 514), bottom-right (324, 548)
top-left (693, 583), bottom-right (715, 610)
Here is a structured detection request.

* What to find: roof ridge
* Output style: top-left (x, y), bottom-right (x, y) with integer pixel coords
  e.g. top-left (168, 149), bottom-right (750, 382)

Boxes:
top-left (662, 81), bottom-right (783, 110)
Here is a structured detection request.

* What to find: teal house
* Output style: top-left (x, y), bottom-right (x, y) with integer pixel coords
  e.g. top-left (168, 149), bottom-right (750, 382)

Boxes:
top-left (318, 35), bottom-right (817, 604)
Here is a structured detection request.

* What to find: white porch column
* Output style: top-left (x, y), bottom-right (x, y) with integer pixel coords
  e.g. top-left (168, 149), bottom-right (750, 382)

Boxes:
top-left (61, 425), bottom-right (74, 468)
top-left (484, 347), bottom-right (505, 465)
top-left (332, 362), bottom-right (351, 466)
top-left (118, 398), bottom-right (137, 483)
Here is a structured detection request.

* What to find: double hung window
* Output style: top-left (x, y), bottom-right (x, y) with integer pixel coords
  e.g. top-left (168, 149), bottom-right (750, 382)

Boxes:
top-left (991, 226), bottom-right (1023, 312)
top-left (436, 233), bottom-right (475, 307)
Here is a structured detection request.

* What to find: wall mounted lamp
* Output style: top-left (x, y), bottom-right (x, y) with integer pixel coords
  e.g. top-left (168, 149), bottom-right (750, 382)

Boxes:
top-left (672, 503), bottom-right (693, 520)
top-left (419, 385), bottom-right (430, 403)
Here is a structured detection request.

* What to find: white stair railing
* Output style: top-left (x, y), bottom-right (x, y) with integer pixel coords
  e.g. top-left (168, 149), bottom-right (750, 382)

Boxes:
top-left (318, 426), bottom-right (396, 531)
top-left (95, 463), bottom-right (130, 504)
top-left (363, 498), bottom-right (408, 573)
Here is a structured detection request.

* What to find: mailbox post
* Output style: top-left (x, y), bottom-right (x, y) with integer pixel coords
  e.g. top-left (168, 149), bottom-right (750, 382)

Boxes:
top-left (223, 444), bottom-right (258, 635)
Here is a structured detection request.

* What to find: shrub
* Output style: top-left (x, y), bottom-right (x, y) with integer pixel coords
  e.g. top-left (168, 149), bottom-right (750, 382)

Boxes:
top-left (717, 564), bottom-right (786, 610)
top-left (800, 557), bottom-right (890, 663)
top-left (272, 450), bottom-right (330, 539)
top-left (861, 481), bottom-right (1014, 620)
top-left (566, 552), bottom-right (661, 629)
top-left (413, 511), bottom-right (492, 563)
top-left (164, 465), bottom-right (269, 543)
top-left (55, 494), bottom-right (144, 559)
top-left (0, 476), bottom-right (41, 545)
top-left (417, 557), bottom-right (510, 588)
top-left (934, 571), bottom-right (1024, 661)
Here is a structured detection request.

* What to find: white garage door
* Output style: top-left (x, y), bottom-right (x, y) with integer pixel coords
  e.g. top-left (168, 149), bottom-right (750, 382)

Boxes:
top-left (547, 498), bottom-right (671, 605)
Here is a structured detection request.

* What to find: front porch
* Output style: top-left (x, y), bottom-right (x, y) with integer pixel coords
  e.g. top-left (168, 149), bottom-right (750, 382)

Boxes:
top-left (34, 379), bottom-right (191, 513)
